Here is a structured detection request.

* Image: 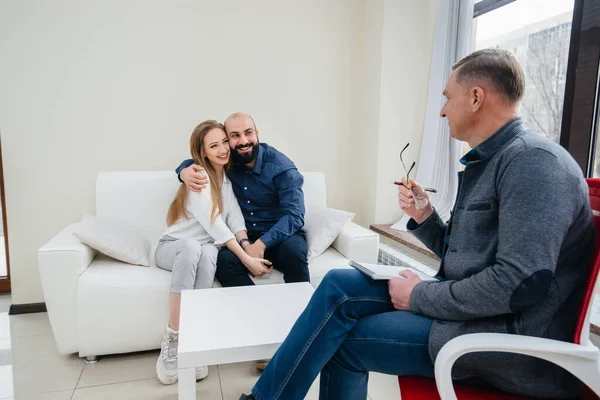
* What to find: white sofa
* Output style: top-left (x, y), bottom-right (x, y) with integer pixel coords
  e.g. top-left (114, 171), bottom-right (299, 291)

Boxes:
top-left (38, 171), bottom-right (379, 359)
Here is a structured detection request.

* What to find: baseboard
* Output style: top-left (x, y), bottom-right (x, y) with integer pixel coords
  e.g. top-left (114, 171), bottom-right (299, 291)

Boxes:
top-left (8, 302), bottom-right (47, 315)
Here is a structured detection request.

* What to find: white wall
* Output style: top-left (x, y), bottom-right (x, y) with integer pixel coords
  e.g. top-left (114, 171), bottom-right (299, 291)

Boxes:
top-left (0, 0), bottom-right (438, 304)
top-left (0, 0), bottom-right (366, 303)
top-left (359, 0), bottom-right (438, 225)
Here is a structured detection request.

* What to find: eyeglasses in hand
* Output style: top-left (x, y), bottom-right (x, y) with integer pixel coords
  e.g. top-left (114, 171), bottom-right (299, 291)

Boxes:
top-left (399, 143), bottom-right (431, 210)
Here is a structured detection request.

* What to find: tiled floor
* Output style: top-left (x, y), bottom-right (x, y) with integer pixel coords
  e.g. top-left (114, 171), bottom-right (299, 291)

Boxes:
top-left (0, 294), bottom-right (401, 400)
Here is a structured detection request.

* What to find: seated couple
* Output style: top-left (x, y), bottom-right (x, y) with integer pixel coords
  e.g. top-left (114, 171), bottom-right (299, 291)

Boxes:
top-left (231, 49), bottom-right (591, 400)
top-left (154, 114), bottom-right (310, 385)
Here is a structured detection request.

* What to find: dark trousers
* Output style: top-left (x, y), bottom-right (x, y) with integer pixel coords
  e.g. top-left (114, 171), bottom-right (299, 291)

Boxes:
top-left (215, 231), bottom-right (310, 287)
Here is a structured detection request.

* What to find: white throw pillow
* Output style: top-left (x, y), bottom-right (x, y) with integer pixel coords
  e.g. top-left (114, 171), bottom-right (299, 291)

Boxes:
top-left (73, 215), bottom-right (151, 266)
top-left (304, 206), bottom-right (355, 260)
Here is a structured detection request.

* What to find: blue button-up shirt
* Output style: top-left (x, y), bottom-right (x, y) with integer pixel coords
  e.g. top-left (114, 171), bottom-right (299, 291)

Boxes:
top-left (176, 143), bottom-right (305, 248)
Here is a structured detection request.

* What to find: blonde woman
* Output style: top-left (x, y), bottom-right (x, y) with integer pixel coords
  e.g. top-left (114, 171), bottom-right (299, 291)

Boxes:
top-left (155, 120), bottom-right (272, 385)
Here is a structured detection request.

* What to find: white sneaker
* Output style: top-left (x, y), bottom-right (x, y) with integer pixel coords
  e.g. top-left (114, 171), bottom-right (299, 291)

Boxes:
top-left (195, 365), bottom-right (209, 380)
top-left (156, 327), bottom-right (209, 385)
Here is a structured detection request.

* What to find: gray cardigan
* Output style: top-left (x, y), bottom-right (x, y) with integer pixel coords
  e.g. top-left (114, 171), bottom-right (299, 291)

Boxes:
top-left (408, 118), bottom-right (594, 399)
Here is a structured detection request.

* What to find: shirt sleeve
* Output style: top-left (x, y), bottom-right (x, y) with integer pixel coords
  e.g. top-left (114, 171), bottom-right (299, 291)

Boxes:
top-left (185, 176), bottom-right (235, 246)
top-left (224, 184), bottom-right (247, 235)
top-left (407, 210), bottom-right (448, 259)
top-left (260, 168), bottom-right (305, 248)
top-left (176, 159), bottom-right (194, 183)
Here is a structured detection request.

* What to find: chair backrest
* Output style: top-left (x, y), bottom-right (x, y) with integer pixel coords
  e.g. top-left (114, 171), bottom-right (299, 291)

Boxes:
top-left (574, 178), bottom-right (600, 345)
top-left (95, 170), bottom-right (327, 243)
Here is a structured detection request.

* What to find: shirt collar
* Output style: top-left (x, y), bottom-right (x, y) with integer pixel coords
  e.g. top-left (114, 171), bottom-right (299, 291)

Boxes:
top-left (459, 149), bottom-right (479, 166)
top-left (252, 144), bottom-right (265, 175)
top-left (459, 117), bottom-right (524, 165)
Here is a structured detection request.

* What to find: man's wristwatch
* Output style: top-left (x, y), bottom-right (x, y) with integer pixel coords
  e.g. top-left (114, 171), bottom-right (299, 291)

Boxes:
top-left (239, 238), bottom-right (251, 248)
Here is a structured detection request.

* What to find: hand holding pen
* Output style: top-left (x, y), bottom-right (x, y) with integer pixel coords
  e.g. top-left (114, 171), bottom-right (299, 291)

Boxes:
top-left (396, 178), bottom-right (434, 221)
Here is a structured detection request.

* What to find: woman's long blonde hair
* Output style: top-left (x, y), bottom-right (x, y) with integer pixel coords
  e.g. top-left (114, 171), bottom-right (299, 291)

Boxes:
top-left (167, 120), bottom-right (231, 226)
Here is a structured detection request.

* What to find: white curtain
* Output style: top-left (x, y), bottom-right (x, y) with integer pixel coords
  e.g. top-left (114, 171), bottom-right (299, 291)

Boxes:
top-left (393, 0), bottom-right (474, 230)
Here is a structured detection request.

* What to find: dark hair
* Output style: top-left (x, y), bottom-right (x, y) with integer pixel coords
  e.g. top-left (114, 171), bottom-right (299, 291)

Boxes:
top-left (452, 49), bottom-right (525, 103)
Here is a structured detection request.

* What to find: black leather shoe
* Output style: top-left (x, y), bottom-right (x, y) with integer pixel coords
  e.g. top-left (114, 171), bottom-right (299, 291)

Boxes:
top-left (239, 394), bottom-right (254, 400)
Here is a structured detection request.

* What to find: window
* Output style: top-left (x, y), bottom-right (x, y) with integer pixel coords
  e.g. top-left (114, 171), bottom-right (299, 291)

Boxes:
top-left (414, 0), bottom-right (599, 231)
top-left (473, 0), bottom-right (575, 143)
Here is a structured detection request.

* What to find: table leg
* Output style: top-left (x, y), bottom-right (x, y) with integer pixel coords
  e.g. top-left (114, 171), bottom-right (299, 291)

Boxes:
top-left (178, 367), bottom-right (196, 400)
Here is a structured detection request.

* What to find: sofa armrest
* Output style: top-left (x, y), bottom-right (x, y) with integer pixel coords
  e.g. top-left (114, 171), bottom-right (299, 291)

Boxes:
top-left (38, 223), bottom-right (97, 355)
top-left (332, 222), bottom-right (379, 264)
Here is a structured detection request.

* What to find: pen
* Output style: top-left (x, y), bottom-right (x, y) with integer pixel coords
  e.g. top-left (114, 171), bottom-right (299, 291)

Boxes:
top-left (391, 181), bottom-right (438, 193)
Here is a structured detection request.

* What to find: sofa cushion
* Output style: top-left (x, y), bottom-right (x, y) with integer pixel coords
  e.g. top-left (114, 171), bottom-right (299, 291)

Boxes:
top-left (75, 247), bottom-right (355, 356)
top-left (74, 215), bottom-right (151, 266)
top-left (304, 206), bottom-right (355, 260)
top-left (307, 247), bottom-right (353, 287)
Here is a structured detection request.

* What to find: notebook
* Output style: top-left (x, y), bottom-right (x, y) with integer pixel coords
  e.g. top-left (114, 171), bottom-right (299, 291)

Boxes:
top-left (349, 261), bottom-right (437, 281)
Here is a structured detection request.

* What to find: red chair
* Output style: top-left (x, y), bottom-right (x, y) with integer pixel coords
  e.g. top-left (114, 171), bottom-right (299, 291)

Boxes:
top-left (398, 178), bottom-right (600, 400)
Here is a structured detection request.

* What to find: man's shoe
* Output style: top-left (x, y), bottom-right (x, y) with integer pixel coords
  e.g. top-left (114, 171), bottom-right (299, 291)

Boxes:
top-left (255, 359), bottom-right (270, 371)
top-left (156, 326), bottom-right (209, 384)
top-left (239, 394), bottom-right (255, 400)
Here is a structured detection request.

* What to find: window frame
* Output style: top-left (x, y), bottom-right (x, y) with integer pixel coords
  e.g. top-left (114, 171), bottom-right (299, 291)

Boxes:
top-left (473, 0), bottom-right (517, 17)
top-left (473, 0), bottom-right (600, 177)
top-left (559, 0), bottom-right (600, 177)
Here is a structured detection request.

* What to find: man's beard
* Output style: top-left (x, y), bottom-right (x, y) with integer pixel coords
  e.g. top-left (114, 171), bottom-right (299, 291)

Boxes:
top-left (231, 141), bottom-right (260, 165)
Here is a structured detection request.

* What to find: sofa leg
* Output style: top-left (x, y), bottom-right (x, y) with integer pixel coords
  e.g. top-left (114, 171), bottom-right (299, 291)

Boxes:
top-left (85, 356), bottom-right (99, 364)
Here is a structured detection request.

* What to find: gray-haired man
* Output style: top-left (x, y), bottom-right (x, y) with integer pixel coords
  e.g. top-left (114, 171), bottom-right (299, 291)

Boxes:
top-left (239, 49), bottom-right (594, 400)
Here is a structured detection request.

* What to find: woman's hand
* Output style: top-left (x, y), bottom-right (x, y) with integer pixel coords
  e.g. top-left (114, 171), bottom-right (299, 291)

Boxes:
top-left (243, 257), bottom-right (273, 277)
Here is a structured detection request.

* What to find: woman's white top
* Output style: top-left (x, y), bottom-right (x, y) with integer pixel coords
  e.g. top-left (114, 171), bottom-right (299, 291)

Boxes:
top-left (161, 172), bottom-right (246, 245)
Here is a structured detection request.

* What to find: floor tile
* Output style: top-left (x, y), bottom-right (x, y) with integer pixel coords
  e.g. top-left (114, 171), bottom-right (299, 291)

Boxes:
top-left (368, 372), bottom-right (401, 400)
top-left (3, 389), bottom-right (75, 400)
top-left (78, 350), bottom-right (158, 388)
top-left (0, 359), bottom-right (14, 399)
top-left (217, 361), bottom-right (321, 400)
top-left (217, 361), bottom-right (396, 399)
top-left (79, 351), bottom-right (218, 388)
top-left (0, 312), bottom-right (52, 340)
top-left (217, 362), bottom-right (261, 400)
top-left (0, 296), bottom-right (10, 314)
top-left (1, 335), bottom-right (84, 397)
top-left (72, 374), bottom-right (221, 400)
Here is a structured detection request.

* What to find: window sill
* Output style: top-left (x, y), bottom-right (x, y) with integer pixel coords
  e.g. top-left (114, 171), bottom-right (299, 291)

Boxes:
top-left (370, 224), bottom-right (439, 261)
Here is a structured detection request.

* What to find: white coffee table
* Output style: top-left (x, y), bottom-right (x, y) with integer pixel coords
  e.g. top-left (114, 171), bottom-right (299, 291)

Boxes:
top-left (177, 282), bottom-right (315, 400)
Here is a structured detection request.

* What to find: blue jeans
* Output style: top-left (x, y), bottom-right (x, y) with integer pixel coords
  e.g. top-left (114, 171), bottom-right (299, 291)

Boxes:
top-left (252, 269), bottom-right (434, 400)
